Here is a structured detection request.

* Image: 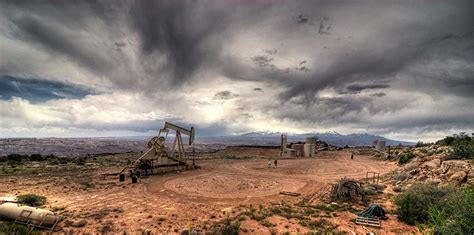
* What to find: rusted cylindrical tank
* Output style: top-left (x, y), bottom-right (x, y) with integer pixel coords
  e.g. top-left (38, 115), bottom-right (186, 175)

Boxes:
top-left (292, 144), bottom-right (305, 157)
top-left (0, 202), bottom-right (58, 226)
top-left (304, 137), bottom-right (317, 157)
top-left (304, 144), bottom-right (315, 157)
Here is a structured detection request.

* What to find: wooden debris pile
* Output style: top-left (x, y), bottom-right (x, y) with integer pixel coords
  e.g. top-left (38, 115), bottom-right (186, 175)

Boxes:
top-left (330, 177), bottom-right (365, 203)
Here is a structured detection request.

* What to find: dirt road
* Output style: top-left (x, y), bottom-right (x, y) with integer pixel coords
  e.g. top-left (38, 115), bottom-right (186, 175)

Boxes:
top-left (1, 150), bottom-right (397, 233)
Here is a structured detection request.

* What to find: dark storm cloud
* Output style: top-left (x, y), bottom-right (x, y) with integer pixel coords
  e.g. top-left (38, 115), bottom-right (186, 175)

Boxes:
top-left (0, 75), bottom-right (94, 102)
top-left (284, 95), bottom-right (406, 122)
top-left (71, 117), bottom-right (238, 137)
top-left (404, 31), bottom-right (474, 98)
top-left (344, 83), bottom-right (390, 94)
top-left (251, 56), bottom-right (275, 69)
top-left (222, 1), bottom-right (473, 102)
top-left (1, 0), bottom-right (473, 138)
top-left (6, 14), bottom-right (114, 74)
top-left (129, 0), bottom-right (229, 85)
top-left (296, 14), bottom-right (309, 24)
top-left (213, 90), bottom-right (238, 100)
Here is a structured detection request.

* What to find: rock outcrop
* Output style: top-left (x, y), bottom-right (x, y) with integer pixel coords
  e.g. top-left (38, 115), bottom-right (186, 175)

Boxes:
top-left (391, 146), bottom-right (472, 186)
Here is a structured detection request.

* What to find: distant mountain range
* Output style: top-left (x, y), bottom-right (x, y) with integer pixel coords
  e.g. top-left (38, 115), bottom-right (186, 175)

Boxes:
top-left (0, 132), bottom-right (413, 156)
top-left (197, 131), bottom-right (414, 147)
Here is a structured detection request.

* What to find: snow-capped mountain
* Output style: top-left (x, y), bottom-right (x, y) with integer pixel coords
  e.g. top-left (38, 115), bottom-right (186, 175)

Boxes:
top-left (198, 131), bottom-right (413, 147)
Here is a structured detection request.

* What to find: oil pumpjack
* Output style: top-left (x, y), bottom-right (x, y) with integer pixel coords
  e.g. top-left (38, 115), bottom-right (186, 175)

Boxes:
top-left (120, 122), bottom-right (197, 178)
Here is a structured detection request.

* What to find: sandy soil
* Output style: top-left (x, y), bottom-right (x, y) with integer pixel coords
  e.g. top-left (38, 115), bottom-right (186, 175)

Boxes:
top-left (0, 150), bottom-right (402, 233)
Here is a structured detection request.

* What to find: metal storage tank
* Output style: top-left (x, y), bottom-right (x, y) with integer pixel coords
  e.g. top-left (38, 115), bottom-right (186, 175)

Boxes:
top-left (281, 134), bottom-right (288, 152)
top-left (375, 140), bottom-right (386, 151)
top-left (304, 144), bottom-right (315, 157)
top-left (0, 202), bottom-right (58, 226)
top-left (292, 144), bottom-right (305, 157)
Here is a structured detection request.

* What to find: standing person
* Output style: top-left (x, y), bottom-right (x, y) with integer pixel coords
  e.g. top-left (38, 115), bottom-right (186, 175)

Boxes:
top-left (268, 160), bottom-right (272, 168)
top-left (274, 159), bottom-right (278, 168)
top-left (351, 153), bottom-right (354, 160)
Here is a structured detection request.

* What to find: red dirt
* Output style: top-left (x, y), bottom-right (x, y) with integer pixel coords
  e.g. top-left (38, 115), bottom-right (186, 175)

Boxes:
top-left (1, 150), bottom-right (404, 233)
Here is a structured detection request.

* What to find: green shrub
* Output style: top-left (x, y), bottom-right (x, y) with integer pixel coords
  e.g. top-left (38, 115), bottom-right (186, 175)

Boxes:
top-left (17, 194), bottom-right (47, 207)
top-left (436, 133), bottom-right (474, 159)
top-left (6, 154), bottom-right (28, 162)
top-left (398, 152), bottom-right (415, 164)
top-left (307, 219), bottom-right (327, 229)
top-left (75, 157), bottom-right (86, 165)
top-left (416, 142), bottom-right (431, 147)
top-left (451, 144), bottom-right (474, 160)
top-left (29, 154), bottom-right (45, 161)
top-left (362, 186), bottom-right (378, 195)
top-left (260, 220), bottom-right (275, 227)
top-left (212, 218), bottom-right (240, 235)
top-left (436, 136), bottom-right (456, 146)
top-left (0, 222), bottom-right (29, 234)
top-left (394, 184), bottom-right (456, 225)
top-left (428, 186), bottom-right (474, 234)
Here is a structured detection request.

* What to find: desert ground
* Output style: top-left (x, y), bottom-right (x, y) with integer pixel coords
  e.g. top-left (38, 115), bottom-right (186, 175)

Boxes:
top-left (1, 148), bottom-right (415, 234)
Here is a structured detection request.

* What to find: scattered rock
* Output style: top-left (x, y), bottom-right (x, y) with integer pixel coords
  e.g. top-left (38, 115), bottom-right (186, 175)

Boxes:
top-left (393, 186), bottom-right (403, 192)
top-left (417, 174), bottom-right (427, 181)
top-left (449, 171), bottom-right (467, 184)
top-left (423, 159), bottom-right (441, 169)
top-left (426, 178), bottom-right (441, 185)
top-left (441, 161), bottom-right (470, 175)
top-left (63, 219), bottom-right (73, 227)
top-left (73, 219), bottom-right (88, 227)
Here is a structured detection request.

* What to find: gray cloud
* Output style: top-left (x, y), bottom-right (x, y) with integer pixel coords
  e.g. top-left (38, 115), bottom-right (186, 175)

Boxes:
top-left (129, 0), bottom-right (234, 86)
top-left (0, 0), bottom-right (473, 140)
top-left (213, 90), bottom-right (238, 100)
top-left (251, 56), bottom-right (275, 69)
top-left (0, 75), bottom-right (94, 102)
top-left (7, 14), bottom-right (114, 75)
top-left (345, 83), bottom-right (390, 94)
top-left (370, 93), bottom-right (386, 98)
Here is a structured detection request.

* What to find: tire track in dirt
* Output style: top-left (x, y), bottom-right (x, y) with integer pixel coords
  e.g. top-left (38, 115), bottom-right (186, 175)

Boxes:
top-left (152, 151), bottom-right (396, 200)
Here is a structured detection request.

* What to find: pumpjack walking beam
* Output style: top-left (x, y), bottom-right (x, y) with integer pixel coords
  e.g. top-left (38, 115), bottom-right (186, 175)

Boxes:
top-left (160, 122), bottom-right (195, 161)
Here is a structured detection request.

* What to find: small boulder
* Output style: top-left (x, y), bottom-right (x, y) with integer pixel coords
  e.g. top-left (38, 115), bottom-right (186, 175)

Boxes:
top-left (441, 160), bottom-right (471, 175)
top-left (73, 219), bottom-right (88, 227)
top-left (423, 159), bottom-right (441, 169)
top-left (449, 171), bottom-right (467, 184)
top-left (417, 174), bottom-right (428, 181)
top-left (403, 161), bottom-right (421, 171)
top-left (63, 219), bottom-right (73, 227)
top-left (467, 171), bottom-right (474, 186)
top-left (426, 178), bottom-right (442, 185)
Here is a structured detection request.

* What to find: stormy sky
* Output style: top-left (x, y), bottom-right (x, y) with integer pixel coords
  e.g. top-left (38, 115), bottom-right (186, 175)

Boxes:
top-left (0, 0), bottom-right (473, 142)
